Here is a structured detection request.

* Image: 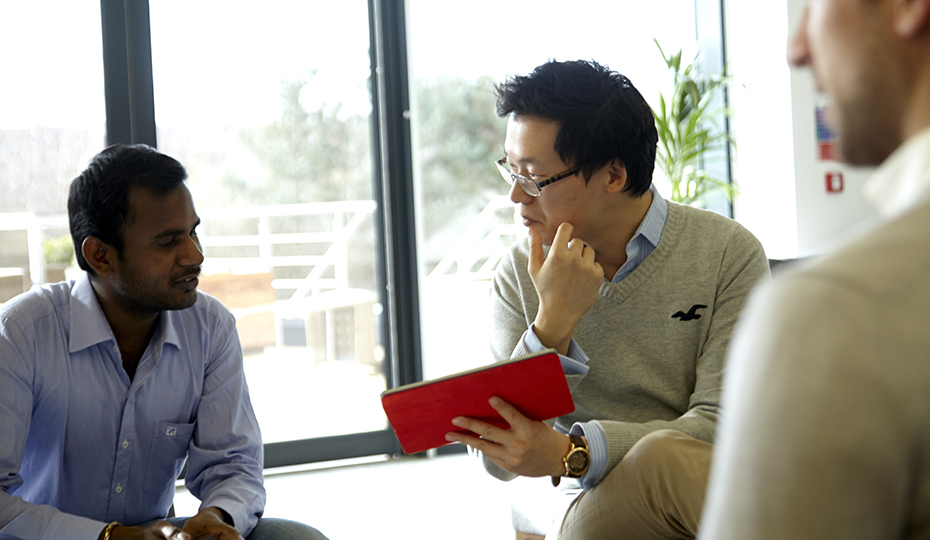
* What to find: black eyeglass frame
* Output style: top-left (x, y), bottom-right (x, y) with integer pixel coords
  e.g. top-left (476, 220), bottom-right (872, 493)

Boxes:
top-left (494, 157), bottom-right (588, 197)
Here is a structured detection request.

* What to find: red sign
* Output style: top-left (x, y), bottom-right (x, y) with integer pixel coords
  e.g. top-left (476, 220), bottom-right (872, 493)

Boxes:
top-left (826, 171), bottom-right (844, 193)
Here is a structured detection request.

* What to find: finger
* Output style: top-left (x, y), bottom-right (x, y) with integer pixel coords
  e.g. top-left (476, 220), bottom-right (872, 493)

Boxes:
top-left (581, 242), bottom-right (597, 261)
top-left (567, 237), bottom-right (586, 253)
top-left (445, 428), bottom-right (490, 447)
top-left (487, 396), bottom-right (528, 427)
top-left (157, 523), bottom-right (191, 540)
top-left (551, 222), bottom-right (574, 252)
top-left (448, 415), bottom-right (509, 443)
top-left (445, 417), bottom-right (509, 450)
top-left (527, 226), bottom-right (545, 276)
top-left (445, 428), bottom-right (510, 462)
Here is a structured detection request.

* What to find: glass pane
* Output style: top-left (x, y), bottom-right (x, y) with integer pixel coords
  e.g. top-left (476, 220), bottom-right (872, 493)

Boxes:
top-left (150, 1), bottom-right (384, 444)
top-left (408, 0), bottom-right (697, 379)
top-left (0, 1), bottom-right (105, 300)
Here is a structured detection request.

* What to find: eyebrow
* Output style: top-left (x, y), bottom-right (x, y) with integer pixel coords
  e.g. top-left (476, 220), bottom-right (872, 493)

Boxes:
top-left (153, 218), bottom-right (201, 240)
top-left (502, 148), bottom-right (539, 166)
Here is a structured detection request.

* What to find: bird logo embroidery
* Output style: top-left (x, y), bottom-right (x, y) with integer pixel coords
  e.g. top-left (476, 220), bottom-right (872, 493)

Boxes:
top-left (671, 304), bottom-right (707, 321)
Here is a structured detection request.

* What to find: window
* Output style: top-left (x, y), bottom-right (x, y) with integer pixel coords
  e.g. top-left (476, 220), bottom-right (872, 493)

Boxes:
top-left (149, 1), bottom-right (387, 445)
top-left (0, 0), bottom-right (731, 468)
top-left (407, 0), bottom-right (698, 380)
top-left (0, 0), bottom-right (104, 298)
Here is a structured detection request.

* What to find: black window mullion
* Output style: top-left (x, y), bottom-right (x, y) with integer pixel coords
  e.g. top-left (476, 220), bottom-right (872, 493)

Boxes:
top-left (693, 0), bottom-right (734, 218)
top-left (100, 0), bottom-right (156, 146)
top-left (369, 0), bottom-right (422, 391)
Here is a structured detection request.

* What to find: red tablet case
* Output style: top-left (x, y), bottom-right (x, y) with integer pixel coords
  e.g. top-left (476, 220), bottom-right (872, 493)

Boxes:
top-left (381, 350), bottom-right (575, 454)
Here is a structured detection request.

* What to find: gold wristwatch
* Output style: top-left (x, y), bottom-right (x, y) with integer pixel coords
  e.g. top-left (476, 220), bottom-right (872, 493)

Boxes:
top-left (552, 434), bottom-right (590, 486)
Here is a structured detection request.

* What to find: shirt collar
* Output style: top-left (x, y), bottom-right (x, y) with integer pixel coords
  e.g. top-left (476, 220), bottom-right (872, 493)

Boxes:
top-left (69, 273), bottom-right (116, 353)
top-left (632, 184), bottom-right (668, 248)
top-left (863, 125), bottom-right (930, 219)
top-left (161, 310), bottom-right (181, 351)
top-left (68, 272), bottom-right (182, 354)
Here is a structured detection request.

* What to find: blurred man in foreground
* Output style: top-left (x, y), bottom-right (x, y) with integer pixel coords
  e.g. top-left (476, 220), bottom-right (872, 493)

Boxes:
top-left (701, 1), bottom-right (930, 538)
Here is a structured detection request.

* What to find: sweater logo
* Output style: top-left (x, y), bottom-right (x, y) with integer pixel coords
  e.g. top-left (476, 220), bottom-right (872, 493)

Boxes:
top-left (671, 304), bottom-right (707, 321)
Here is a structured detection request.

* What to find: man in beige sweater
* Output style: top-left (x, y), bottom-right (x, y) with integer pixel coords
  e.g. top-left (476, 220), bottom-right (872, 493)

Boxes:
top-left (445, 60), bottom-right (769, 539)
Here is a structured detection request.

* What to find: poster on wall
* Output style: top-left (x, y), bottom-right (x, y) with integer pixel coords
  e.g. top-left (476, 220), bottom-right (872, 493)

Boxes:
top-left (815, 101), bottom-right (837, 161)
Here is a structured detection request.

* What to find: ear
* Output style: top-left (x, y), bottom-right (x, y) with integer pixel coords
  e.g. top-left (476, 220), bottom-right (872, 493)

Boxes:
top-left (893, 0), bottom-right (930, 37)
top-left (604, 162), bottom-right (628, 194)
top-left (81, 237), bottom-right (116, 277)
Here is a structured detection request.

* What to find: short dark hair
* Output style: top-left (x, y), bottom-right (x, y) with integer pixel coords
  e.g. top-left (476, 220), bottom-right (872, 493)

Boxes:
top-left (68, 144), bottom-right (188, 273)
top-left (495, 59), bottom-right (657, 197)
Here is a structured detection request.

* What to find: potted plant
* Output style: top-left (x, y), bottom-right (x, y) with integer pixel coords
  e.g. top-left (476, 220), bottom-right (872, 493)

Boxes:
top-left (43, 235), bottom-right (74, 283)
top-left (652, 39), bottom-right (737, 206)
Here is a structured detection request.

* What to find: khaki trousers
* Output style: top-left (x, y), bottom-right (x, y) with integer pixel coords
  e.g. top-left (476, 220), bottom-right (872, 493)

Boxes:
top-left (546, 429), bottom-right (714, 540)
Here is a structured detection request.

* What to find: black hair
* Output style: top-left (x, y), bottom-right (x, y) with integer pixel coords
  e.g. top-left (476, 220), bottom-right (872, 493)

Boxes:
top-left (68, 144), bottom-right (188, 273)
top-left (495, 59), bottom-right (657, 197)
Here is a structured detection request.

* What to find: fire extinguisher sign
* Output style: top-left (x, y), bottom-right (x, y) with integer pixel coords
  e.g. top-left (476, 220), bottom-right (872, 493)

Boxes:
top-left (825, 171), bottom-right (844, 193)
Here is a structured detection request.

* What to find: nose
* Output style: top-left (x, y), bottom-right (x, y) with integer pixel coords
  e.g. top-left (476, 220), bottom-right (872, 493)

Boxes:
top-left (179, 234), bottom-right (205, 268)
top-left (508, 177), bottom-right (534, 205)
top-left (787, 6), bottom-right (811, 67)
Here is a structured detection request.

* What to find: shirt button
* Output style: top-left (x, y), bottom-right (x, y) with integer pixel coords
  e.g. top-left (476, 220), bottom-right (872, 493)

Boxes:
top-left (115, 484), bottom-right (123, 494)
top-left (122, 439), bottom-right (129, 449)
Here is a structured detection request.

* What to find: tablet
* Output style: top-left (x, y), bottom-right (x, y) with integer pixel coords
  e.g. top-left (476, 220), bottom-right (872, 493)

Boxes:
top-left (381, 349), bottom-right (575, 454)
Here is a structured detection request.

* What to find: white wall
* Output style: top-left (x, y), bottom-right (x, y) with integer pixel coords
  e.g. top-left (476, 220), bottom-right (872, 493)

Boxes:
top-left (725, 0), bottom-right (797, 259)
top-left (726, 0), bottom-right (878, 259)
top-left (783, 0), bottom-right (878, 256)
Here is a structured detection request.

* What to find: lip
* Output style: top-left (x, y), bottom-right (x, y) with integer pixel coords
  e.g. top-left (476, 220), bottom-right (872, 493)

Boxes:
top-left (175, 274), bottom-right (199, 289)
top-left (521, 215), bottom-right (538, 227)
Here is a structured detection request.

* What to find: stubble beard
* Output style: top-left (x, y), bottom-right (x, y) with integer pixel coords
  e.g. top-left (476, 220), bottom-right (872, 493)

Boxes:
top-left (836, 104), bottom-right (901, 167)
top-left (113, 273), bottom-right (198, 316)
top-left (831, 39), bottom-right (906, 166)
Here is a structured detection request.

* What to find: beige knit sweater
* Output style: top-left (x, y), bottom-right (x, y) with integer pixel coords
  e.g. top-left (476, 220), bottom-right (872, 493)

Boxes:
top-left (485, 201), bottom-right (770, 484)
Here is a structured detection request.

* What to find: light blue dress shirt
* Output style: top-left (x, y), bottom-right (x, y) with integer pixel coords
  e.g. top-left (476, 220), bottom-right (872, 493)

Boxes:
top-left (524, 185), bottom-right (668, 490)
top-left (0, 274), bottom-right (265, 540)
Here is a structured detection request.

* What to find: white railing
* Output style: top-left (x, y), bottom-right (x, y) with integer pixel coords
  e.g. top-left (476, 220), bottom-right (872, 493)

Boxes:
top-left (197, 200), bottom-right (377, 300)
top-left (0, 200), bottom-right (377, 300)
top-left (1, 195), bottom-right (518, 297)
top-left (428, 196), bottom-right (521, 279)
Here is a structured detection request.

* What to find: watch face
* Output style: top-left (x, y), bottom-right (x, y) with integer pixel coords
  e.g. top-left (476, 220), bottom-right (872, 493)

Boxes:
top-left (567, 448), bottom-right (589, 473)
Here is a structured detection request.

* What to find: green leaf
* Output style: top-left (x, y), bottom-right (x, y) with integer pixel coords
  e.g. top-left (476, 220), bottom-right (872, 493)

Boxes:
top-left (652, 38), bottom-right (738, 205)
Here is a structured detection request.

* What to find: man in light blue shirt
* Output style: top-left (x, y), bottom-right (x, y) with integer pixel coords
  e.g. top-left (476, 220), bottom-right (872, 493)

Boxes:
top-left (0, 145), bottom-right (327, 540)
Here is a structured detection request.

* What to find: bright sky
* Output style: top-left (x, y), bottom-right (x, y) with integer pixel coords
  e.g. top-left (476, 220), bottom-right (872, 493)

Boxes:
top-left (407, 0), bottom-right (696, 87)
top-left (0, 0), bottom-right (695, 129)
top-left (0, 0), bottom-right (105, 130)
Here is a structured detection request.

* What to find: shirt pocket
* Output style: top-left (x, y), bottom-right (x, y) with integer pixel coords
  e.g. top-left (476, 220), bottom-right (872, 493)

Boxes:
top-left (143, 421), bottom-right (196, 494)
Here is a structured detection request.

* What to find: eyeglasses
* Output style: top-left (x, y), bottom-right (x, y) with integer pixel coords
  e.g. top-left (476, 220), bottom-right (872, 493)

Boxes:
top-left (495, 157), bottom-right (587, 197)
